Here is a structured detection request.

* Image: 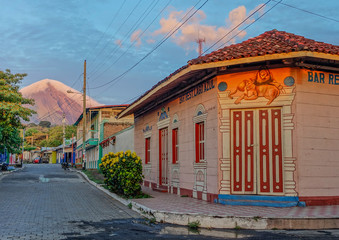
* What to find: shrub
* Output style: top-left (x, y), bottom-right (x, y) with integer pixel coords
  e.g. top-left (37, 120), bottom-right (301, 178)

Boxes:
top-left (99, 150), bottom-right (143, 198)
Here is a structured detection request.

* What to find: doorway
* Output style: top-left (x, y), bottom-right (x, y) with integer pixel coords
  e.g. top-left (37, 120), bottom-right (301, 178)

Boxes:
top-left (159, 128), bottom-right (169, 185)
top-left (231, 108), bottom-right (283, 195)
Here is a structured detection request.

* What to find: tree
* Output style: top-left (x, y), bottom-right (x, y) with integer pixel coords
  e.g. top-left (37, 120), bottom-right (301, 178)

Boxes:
top-left (35, 125), bottom-right (76, 147)
top-left (39, 121), bottom-right (51, 128)
top-left (0, 69), bottom-right (35, 153)
top-left (25, 128), bottom-right (39, 137)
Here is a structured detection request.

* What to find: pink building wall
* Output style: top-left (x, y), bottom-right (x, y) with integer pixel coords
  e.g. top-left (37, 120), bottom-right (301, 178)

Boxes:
top-left (134, 78), bottom-right (220, 200)
top-left (295, 69), bottom-right (339, 204)
top-left (133, 67), bottom-right (339, 205)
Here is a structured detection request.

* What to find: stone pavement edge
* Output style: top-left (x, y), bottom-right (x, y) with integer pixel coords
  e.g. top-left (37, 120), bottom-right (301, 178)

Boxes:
top-left (74, 169), bottom-right (339, 230)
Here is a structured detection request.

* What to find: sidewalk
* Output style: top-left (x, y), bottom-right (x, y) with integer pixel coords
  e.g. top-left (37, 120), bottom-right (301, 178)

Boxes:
top-left (77, 171), bottom-right (339, 230)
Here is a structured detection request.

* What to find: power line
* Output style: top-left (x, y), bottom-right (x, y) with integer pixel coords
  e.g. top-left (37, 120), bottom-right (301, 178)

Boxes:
top-left (272, 0), bottom-right (339, 23)
top-left (70, 73), bottom-right (83, 89)
top-left (85, 0), bottom-right (127, 61)
top-left (88, 0), bottom-right (159, 79)
top-left (203, 0), bottom-right (272, 55)
top-left (87, 0), bottom-right (143, 74)
top-left (89, 0), bottom-right (173, 82)
top-left (89, 0), bottom-right (209, 90)
top-left (213, 0), bottom-right (282, 51)
top-left (36, 95), bottom-right (81, 123)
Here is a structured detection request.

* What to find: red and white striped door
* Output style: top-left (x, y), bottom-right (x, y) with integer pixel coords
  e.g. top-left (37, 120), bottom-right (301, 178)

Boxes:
top-left (231, 108), bottom-right (283, 195)
top-left (159, 128), bottom-right (169, 185)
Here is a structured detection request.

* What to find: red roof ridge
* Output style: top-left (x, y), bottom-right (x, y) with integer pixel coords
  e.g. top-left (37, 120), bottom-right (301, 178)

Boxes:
top-left (188, 29), bottom-right (339, 65)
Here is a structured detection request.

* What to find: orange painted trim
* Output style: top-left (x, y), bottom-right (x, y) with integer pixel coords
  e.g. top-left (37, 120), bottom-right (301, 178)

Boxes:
top-left (119, 51), bottom-right (339, 118)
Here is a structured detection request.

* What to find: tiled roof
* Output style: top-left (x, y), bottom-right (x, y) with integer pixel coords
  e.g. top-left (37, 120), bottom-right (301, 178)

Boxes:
top-left (119, 30), bottom-right (339, 118)
top-left (188, 29), bottom-right (339, 65)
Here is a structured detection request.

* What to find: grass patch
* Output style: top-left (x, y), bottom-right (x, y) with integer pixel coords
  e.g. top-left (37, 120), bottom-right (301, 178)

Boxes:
top-left (149, 217), bottom-right (156, 224)
top-left (82, 169), bottom-right (105, 185)
top-left (234, 225), bottom-right (243, 230)
top-left (253, 216), bottom-right (261, 221)
top-left (128, 192), bottom-right (151, 199)
top-left (188, 220), bottom-right (200, 230)
top-left (128, 203), bottom-right (132, 209)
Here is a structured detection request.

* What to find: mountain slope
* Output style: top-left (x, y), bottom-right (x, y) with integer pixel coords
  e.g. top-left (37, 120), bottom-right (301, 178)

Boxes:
top-left (20, 79), bottom-right (101, 125)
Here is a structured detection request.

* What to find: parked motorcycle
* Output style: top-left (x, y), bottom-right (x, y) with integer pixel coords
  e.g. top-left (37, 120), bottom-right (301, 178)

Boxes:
top-left (1, 162), bottom-right (8, 171)
top-left (61, 162), bottom-right (69, 170)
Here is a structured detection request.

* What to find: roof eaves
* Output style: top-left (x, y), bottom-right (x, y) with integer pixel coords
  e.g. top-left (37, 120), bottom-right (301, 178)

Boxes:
top-left (119, 50), bottom-right (339, 118)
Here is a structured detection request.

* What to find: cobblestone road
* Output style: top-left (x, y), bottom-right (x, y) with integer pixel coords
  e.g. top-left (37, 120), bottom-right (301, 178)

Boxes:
top-left (1, 165), bottom-right (338, 240)
top-left (0, 164), bottom-right (141, 240)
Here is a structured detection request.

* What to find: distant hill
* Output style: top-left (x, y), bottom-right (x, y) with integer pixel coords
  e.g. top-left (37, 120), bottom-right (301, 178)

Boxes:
top-left (20, 79), bottom-right (101, 125)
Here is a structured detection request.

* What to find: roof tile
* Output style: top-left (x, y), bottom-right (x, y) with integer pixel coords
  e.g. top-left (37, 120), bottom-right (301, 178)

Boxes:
top-left (188, 29), bottom-right (339, 65)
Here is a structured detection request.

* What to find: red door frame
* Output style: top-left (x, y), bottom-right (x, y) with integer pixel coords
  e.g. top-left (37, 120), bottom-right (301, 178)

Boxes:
top-left (232, 108), bottom-right (283, 195)
top-left (159, 129), bottom-right (162, 185)
top-left (159, 128), bottom-right (168, 185)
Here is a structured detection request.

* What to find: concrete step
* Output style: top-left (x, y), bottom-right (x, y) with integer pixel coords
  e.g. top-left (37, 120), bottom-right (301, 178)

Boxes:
top-left (152, 186), bottom-right (168, 193)
top-left (215, 194), bottom-right (306, 207)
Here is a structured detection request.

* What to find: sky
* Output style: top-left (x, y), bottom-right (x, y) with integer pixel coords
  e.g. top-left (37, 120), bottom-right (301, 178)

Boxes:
top-left (1, 0), bottom-right (338, 105)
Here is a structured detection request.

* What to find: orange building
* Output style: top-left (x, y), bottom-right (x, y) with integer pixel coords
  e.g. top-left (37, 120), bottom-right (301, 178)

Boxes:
top-left (119, 30), bottom-right (339, 206)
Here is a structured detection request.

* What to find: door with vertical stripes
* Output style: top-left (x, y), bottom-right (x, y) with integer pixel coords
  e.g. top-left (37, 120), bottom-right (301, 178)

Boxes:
top-left (159, 128), bottom-right (169, 185)
top-left (231, 108), bottom-right (283, 195)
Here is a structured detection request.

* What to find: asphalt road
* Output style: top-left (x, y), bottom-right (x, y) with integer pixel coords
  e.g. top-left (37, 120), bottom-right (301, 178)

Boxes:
top-left (0, 164), bottom-right (338, 240)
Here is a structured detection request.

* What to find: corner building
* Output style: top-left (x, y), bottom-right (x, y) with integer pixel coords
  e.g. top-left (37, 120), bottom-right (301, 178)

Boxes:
top-left (119, 30), bottom-right (339, 206)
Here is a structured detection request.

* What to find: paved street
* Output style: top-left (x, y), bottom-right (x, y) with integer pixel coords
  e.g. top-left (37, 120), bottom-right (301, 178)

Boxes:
top-left (0, 164), bottom-right (143, 239)
top-left (0, 164), bottom-right (338, 240)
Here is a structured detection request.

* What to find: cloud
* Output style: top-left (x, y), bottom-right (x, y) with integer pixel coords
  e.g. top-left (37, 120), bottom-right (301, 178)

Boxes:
top-left (147, 39), bottom-right (155, 44)
top-left (152, 4), bottom-right (265, 53)
top-left (115, 39), bottom-right (123, 48)
top-left (130, 29), bottom-right (142, 47)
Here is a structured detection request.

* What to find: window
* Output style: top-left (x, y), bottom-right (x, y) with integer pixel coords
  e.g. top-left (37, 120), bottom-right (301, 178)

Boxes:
top-left (145, 137), bottom-right (151, 164)
top-left (172, 128), bottom-right (179, 164)
top-left (195, 122), bottom-right (205, 163)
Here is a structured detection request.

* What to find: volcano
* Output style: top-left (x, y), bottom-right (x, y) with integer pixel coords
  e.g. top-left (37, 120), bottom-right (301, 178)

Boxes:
top-left (20, 79), bottom-right (101, 125)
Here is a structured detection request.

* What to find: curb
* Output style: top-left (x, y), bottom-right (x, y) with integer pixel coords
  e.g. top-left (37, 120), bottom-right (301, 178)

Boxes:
top-left (74, 170), bottom-right (339, 230)
top-left (0, 166), bottom-right (25, 180)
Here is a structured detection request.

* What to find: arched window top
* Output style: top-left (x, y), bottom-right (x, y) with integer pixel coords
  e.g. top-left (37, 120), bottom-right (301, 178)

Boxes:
top-left (195, 104), bottom-right (206, 116)
top-left (172, 114), bottom-right (179, 124)
top-left (172, 114), bottom-right (180, 129)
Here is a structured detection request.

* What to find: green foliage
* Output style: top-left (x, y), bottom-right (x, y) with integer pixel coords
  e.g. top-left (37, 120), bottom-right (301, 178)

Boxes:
top-left (24, 145), bottom-right (36, 151)
top-left (100, 150), bottom-right (143, 198)
top-left (26, 125), bottom-right (76, 147)
top-left (39, 121), bottom-right (51, 128)
top-left (82, 169), bottom-right (105, 185)
top-left (25, 128), bottom-right (39, 137)
top-left (188, 221), bottom-right (200, 230)
top-left (0, 126), bottom-right (22, 153)
top-left (0, 69), bottom-right (35, 153)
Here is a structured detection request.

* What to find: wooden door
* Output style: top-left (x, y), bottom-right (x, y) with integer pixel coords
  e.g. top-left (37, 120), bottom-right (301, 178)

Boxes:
top-left (159, 128), bottom-right (169, 185)
top-left (231, 108), bottom-right (283, 195)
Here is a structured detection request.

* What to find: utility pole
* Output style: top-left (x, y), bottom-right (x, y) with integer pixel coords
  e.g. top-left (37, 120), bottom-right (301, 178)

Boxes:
top-left (196, 37), bottom-right (205, 56)
top-left (71, 133), bottom-right (74, 167)
top-left (22, 128), bottom-right (25, 167)
top-left (82, 60), bottom-right (87, 169)
top-left (62, 113), bottom-right (66, 163)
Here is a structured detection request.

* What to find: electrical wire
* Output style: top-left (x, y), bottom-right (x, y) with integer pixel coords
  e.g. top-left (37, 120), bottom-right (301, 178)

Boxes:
top-left (89, 0), bottom-right (209, 91)
top-left (88, 0), bottom-right (160, 79)
top-left (272, 0), bottom-right (339, 23)
top-left (110, 0), bottom-right (281, 105)
top-left (213, 0), bottom-right (282, 51)
top-left (89, 0), bottom-right (173, 82)
top-left (202, 0), bottom-right (272, 55)
top-left (85, 0), bottom-right (127, 62)
top-left (87, 0), bottom-right (143, 74)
